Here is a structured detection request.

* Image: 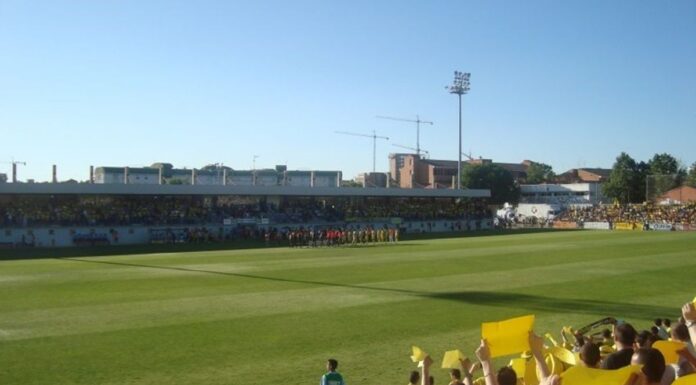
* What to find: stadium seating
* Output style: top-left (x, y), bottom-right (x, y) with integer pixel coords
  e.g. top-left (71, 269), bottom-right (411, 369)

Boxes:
top-left (558, 203), bottom-right (696, 227)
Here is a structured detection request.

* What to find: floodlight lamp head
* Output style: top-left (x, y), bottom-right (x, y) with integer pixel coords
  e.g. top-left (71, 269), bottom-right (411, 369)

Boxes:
top-left (448, 71), bottom-right (471, 95)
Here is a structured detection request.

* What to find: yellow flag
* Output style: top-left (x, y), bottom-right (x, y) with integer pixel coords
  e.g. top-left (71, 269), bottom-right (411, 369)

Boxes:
top-left (673, 374), bottom-right (696, 385)
top-left (654, 340), bottom-right (686, 364)
top-left (509, 358), bottom-right (526, 379)
top-left (560, 365), bottom-right (641, 385)
top-left (524, 358), bottom-right (539, 385)
top-left (411, 346), bottom-right (428, 363)
top-left (547, 346), bottom-right (577, 366)
top-left (442, 349), bottom-right (466, 369)
top-left (481, 315), bottom-right (535, 358)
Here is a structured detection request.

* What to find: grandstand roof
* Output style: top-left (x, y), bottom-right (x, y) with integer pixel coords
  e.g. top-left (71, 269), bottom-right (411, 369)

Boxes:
top-left (0, 183), bottom-right (490, 198)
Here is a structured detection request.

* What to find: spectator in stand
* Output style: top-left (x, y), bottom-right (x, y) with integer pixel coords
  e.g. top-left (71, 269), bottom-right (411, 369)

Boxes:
top-left (448, 369), bottom-right (463, 385)
top-left (602, 323), bottom-right (638, 369)
top-left (631, 348), bottom-right (666, 385)
top-left (600, 328), bottom-right (615, 355)
top-left (408, 370), bottom-right (420, 385)
top-left (637, 330), bottom-right (659, 349)
top-left (671, 323), bottom-right (696, 378)
top-left (579, 342), bottom-right (601, 368)
top-left (655, 319), bottom-right (671, 340)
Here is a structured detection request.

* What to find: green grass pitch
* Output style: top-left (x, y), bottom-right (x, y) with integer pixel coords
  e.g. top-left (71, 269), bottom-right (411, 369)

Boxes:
top-left (1, 230), bottom-right (695, 384)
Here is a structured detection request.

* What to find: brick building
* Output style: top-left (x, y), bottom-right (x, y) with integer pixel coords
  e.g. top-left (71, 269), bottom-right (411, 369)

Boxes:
top-left (389, 154), bottom-right (534, 189)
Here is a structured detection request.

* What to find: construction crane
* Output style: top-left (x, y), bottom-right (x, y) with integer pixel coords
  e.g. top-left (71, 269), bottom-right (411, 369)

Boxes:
top-left (393, 143), bottom-right (430, 158)
top-left (376, 114), bottom-right (433, 157)
top-left (335, 130), bottom-right (389, 172)
top-left (1, 160), bottom-right (27, 183)
top-left (461, 151), bottom-right (483, 161)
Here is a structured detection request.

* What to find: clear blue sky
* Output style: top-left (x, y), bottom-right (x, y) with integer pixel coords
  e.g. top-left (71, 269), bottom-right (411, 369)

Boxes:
top-left (1, 0), bottom-right (695, 182)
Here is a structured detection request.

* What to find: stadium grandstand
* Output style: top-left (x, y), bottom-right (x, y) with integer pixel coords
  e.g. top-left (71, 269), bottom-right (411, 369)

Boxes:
top-left (556, 202), bottom-right (696, 230)
top-left (0, 183), bottom-right (492, 248)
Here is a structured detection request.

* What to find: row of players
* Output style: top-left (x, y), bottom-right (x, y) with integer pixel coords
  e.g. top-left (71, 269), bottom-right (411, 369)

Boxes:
top-left (282, 227), bottom-right (400, 247)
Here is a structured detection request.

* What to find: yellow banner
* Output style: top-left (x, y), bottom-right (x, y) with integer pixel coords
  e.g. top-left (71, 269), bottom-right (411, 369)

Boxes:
top-left (614, 222), bottom-right (641, 231)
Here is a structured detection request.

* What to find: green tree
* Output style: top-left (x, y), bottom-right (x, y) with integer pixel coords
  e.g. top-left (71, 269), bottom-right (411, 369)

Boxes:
top-left (648, 153), bottom-right (679, 175)
top-left (646, 153), bottom-right (686, 199)
top-left (603, 152), bottom-right (643, 203)
top-left (461, 163), bottom-right (520, 204)
top-left (525, 162), bottom-right (555, 184)
top-left (686, 162), bottom-right (696, 188)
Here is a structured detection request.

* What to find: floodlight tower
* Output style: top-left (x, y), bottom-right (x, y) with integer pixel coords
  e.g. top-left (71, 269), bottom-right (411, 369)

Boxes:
top-left (447, 71), bottom-right (470, 190)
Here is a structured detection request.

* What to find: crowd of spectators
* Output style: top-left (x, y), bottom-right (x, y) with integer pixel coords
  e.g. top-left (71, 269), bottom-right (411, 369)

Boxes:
top-left (558, 203), bottom-right (696, 226)
top-left (0, 196), bottom-right (491, 228)
top-left (336, 299), bottom-right (696, 385)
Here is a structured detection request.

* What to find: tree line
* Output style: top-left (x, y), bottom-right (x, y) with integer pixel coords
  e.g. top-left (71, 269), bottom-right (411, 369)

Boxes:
top-left (602, 153), bottom-right (696, 203)
top-left (459, 153), bottom-right (696, 205)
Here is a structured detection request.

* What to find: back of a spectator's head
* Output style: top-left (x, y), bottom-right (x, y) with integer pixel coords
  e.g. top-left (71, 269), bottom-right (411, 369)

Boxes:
top-left (671, 323), bottom-right (690, 342)
top-left (632, 348), bottom-right (666, 384)
top-left (580, 342), bottom-right (601, 368)
top-left (327, 359), bottom-right (338, 371)
top-left (497, 367), bottom-right (517, 385)
top-left (664, 318), bottom-right (671, 328)
top-left (602, 329), bottom-right (612, 339)
top-left (409, 370), bottom-right (420, 384)
top-left (636, 330), bottom-right (658, 348)
top-left (654, 318), bottom-right (662, 327)
top-left (614, 323), bottom-right (637, 347)
top-left (650, 326), bottom-right (660, 337)
top-left (573, 332), bottom-right (585, 347)
top-left (449, 369), bottom-right (461, 380)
